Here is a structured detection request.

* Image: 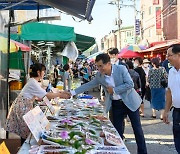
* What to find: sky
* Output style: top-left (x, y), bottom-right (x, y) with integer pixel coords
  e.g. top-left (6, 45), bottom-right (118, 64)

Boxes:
top-left (53, 0), bottom-right (139, 43)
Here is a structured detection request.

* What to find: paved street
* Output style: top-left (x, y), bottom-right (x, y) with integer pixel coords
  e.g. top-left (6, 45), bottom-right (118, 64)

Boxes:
top-left (88, 89), bottom-right (177, 154)
top-left (124, 100), bottom-right (177, 154)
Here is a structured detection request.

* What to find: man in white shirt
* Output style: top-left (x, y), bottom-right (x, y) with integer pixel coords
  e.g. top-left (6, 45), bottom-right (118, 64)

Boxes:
top-left (163, 44), bottom-right (180, 153)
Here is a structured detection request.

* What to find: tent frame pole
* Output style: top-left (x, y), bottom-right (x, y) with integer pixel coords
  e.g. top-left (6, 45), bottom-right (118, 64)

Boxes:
top-left (6, 9), bottom-right (12, 139)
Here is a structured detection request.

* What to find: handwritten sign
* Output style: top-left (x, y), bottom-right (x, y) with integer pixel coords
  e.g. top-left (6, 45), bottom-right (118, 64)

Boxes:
top-left (0, 142), bottom-right (10, 154)
top-left (23, 106), bottom-right (50, 142)
top-left (31, 106), bottom-right (50, 130)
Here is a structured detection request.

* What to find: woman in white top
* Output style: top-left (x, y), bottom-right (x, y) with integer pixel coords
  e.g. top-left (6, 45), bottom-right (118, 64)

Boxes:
top-left (5, 63), bottom-right (70, 145)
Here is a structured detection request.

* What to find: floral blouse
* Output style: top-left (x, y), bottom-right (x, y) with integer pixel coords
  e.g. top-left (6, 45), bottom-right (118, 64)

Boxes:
top-left (148, 67), bottom-right (168, 89)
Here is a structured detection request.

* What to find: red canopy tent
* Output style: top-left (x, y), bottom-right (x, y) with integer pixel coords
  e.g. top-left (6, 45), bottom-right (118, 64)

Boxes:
top-left (118, 50), bottom-right (142, 58)
top-left (118, 45), bottom-right (143, 58)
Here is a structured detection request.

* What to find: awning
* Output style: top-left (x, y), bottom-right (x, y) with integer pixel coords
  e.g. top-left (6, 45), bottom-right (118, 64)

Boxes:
top-left (76, 34), bottom-right (96, 51)
top-left (19, 22), bottom-right (95, 51)
top-left (21, 22), bottom-right (76, 41)
top-left (0, 35), bottom-right (30, 53)
top-left (11, 39), bottom-right (31, 51)
top-left (0, 36), bottom-right (17, 52)
top-left (36, 0), bottom-right (96, 22)
top-left (0, 0), bottom-right (96, 22)
top-left (150, 41), bottom-right (167, 47)
top-left (140, 39), bottom-right (180, 53)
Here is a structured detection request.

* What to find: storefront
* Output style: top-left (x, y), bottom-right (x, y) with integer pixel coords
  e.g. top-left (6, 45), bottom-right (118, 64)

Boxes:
top-left (139, 39), bottom-right (180, 60)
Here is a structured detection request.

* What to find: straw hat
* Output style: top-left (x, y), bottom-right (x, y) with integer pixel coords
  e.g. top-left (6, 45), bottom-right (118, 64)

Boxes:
top-left (143, 59), bottom-right (150, 63)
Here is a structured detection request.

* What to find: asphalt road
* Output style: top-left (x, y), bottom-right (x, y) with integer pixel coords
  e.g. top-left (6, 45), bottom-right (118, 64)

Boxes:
top-left (88, 89), bottom-right (177, 154)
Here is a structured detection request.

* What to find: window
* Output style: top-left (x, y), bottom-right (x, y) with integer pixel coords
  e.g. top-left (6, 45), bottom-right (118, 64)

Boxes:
top-left (101, 42), bottom-right (104, 50)
top-left (169, 0), bottom-right (177, 5)
top-left (153, 0), bottom-right (159, 5)
top-left (126, 32), bottom-right (129, 37)
top-left (148, 29), bottom-right (152, 37)
top-left (149, 6), bottom-right (152, 15)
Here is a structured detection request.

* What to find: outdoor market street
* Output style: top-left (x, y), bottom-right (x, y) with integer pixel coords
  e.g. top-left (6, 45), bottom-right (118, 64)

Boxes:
top-left (88, 89), bottom-right (177, 154)
top-left (0, 88), bottom-right (177, 154)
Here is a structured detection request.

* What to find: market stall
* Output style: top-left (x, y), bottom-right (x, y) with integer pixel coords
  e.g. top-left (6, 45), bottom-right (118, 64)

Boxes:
top-left (18, 98), bottom-right (130, 154)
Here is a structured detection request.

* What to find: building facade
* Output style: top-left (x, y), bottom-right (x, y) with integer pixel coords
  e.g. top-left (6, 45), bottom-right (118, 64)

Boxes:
top-left (141, 0), bottom-right (180, 43)
top-left (140, 0), bottom-right (164, 43)
top-left (100, 26), bottom-right (134, 52)
top-left (178, 0), bottom-right (180, 39)
top-left (162, 0), bottom-right (177, 40)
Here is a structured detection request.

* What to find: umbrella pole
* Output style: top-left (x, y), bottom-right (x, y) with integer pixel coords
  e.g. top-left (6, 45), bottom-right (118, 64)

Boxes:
top-left (6, 10), bottom-right (12, 139)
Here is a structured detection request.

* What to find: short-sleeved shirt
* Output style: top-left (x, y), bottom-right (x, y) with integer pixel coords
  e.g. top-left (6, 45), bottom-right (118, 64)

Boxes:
top-left (168, 67), bottom-right (180, 108)
top-left (20, 78), bottom-right (47, 99)
top-left (63, 71), bottom-right (71, 90)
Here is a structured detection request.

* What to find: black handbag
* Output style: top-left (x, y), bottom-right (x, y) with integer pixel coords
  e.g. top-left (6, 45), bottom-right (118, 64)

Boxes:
top-left (160, 67), bottom-right (168, 88)
top-left (161, 78), bottom-right (168, 88)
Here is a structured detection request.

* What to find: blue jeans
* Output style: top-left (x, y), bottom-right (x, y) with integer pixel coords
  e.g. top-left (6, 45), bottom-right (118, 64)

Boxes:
top-left (112, 100), bottom-right (147, 154)
top-left (173, 108), bottom-right (180, 153)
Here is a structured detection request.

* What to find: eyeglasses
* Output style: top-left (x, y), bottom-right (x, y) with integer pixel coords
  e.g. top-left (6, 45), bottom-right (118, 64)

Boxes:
top-left (166, 54), bottom-right (174, 57)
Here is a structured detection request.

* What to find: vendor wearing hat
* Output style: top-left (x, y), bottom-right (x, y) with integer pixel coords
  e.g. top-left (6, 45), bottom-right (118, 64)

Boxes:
top-left (142, 59), bottom-right (150, 77)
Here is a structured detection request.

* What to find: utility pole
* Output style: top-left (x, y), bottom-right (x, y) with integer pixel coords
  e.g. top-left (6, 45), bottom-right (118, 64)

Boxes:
top-left (109, 0), bottom-right (137, 47)
top-left (117, 0), bottom-right (121, 50)
top-left (109, 0), bottom-right (122, 50)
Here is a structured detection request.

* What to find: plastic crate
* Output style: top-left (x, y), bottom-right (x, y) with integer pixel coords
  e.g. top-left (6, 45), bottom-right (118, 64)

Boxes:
top-left (10, 81), bottom-right (22, 90)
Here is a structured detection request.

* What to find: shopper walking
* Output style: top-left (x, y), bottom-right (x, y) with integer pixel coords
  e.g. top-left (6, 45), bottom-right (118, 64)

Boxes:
top-left (163, 44), bottom-right (180, 153)
top-left (148, 58), bottom-right (168, 119)
top-left (134, 57), bottom-right (146, 117)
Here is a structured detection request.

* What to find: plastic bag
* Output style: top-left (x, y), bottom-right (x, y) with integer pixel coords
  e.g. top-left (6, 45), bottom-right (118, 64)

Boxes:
top-left (61, 41), bottom-right (79, 62)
